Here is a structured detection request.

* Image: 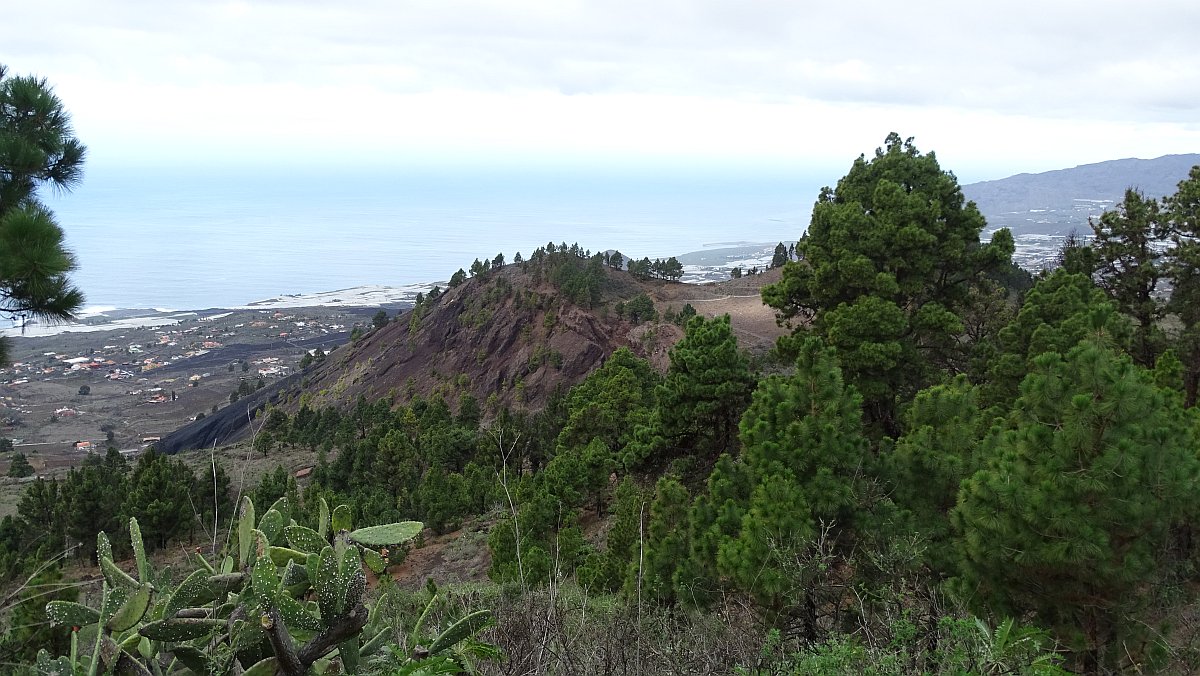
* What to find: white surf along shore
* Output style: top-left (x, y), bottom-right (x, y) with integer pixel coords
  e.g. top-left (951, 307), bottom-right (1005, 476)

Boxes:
top-left (0, 243), bottom-right (785, 339)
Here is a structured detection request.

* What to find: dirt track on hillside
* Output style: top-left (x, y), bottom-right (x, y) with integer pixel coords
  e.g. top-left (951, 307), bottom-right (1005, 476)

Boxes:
top-left (650, 268), bottom-right (789, 351)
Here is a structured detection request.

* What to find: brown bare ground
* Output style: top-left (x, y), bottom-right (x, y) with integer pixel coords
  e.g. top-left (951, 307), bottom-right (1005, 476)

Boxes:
top-left (649, 267), bottom-right (789, 351)
top-left (387, 520), bottom-right (493, 589)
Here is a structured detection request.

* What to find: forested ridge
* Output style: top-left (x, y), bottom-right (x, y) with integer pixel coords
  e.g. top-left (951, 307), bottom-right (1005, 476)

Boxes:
top-left (4, 132), bottom-right (1200, 674)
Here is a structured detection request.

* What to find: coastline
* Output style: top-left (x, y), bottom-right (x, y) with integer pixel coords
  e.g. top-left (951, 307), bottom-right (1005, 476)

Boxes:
top-left (0, 284), bottom-right (437, 339)
top-left (3, 243), bottom-right (785, 339)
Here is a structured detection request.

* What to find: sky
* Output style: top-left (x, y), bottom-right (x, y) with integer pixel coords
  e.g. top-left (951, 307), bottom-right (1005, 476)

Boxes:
top-left (3, 0), bottom-right (1199, 182)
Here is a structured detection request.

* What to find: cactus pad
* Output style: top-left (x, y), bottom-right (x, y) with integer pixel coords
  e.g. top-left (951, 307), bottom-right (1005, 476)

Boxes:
top-left (277, 593), bottom-right (323, 632)
top-left (207, 572), bottom-right (249, 597)
top-left (315, 546), bottom-right (339, 621)
top-left (267, 546), bottom-right (308, 567)
top-left (97, 531), bottom-right (113, 564)
top-left (169, 646), bottom-right (209, 674)
top-left (362, 547), bottom-right (385, 575)
top-left (44, 601), bottom-right (100, 628)
top-left (268, 496), bottom-right (290, 523)
top-left (284, 524), bottom-right (326, 553)
top-left (429, 610), bottom-right (493, 655)
top-left (35, 650), bottom-right (75, 676)
top-left (348, 522), bottom-right (423, 547)
top-left (100, 555), bottom-right (140, 591)
top-left (241, 657), bottom-right (280, 676)
top-left (164, 569), bottom-right (212, 620)
top-left (343, 561), bottom-right (367, 612)
top-left (249, 555), bottom-right (280, 608)
top-left (281, 559), bottom-right (308, 587)
top-left (238, 496), bottom-right (256, 566)
top-left (258, 508), bottom-right (285, 546)
top-left (331, 503), bottom-right (353, 533)
top-left (193, 551), bottom-right (215, 574)
top-left (318, 497), bottom-right (330, 540)
top-left (128, 517), bottom-right (151, 585)
top-left (106, 582), bottom-right (152, 632)
top-left (138, 618), bottom-right (226, 642)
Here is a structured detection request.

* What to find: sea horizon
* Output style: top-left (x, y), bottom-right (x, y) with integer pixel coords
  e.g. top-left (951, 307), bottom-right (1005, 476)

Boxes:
top-left (40, 162), bottom-right (819, 311)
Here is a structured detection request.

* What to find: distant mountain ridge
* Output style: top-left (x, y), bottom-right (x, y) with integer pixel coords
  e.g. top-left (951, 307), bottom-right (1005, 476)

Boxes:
top-left (963, 153), bottom-right (1200, 237)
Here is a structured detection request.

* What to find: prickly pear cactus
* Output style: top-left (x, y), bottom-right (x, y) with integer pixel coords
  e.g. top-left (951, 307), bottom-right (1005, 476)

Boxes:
top-left (42, 518), bottom-right (168, 674)
top-left (44, 497), bottom-right (434, 675)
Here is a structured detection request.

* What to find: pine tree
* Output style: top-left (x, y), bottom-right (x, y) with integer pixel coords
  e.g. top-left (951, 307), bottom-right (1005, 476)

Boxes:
top-left (16, 478), bottom-right (62, 555)
top-left (607, 250), bottom-right (624, 270)
top-left (637, 476), bottom-right (690, 604)
top-left (982, 269), bottom-right (1129, 409)
top-left (416, 467), bottom-right (466, 534)
top-left (578, 475), bottom-right (643, 593)
top-left (5, 451), bottom-right (32, 477)
top-left (660, 256), bottom-right (684, 281)
top-left (763, 133), bottom-right (1013, 432)
top-left (953, 341), bottom-right (1200, 672)
top-left (1090, 188), bottom-right (1166, 366)
top-left (557, 347), bottom-right (658, 455)
top-left (885, 375), bottom-right (984, 577)
top-left (488, 481), bottom-right (586, 586)
top-left (679, 453), bottom-right (751, 607)
top-left (632, 315), bottom-right (752, 468)
top-left (252, 464), bottom-right (289, 510)
top-left (771, 242), bottom-right (788, 268)
top-left (542, 438), bottom-right (614, 514)
top-left (1164, 165), bottom-right (1200, 406)
top-left (0, 568), bottom-right (75, 664)
top-left (718, 339), bottom-right (867, 624)
top-left (603, 477), bottom-right (642, 590)
top-left (622, 293), bottom-right (656, 324)
top-left (0, 65), bottom-right (87, 365)
top-left (462, 460), bottom-right (495, 514)
top-left (102, 445), bottom-right (128, 476)
top-left (123, 451), bottom-right (195, 551)
top-left (61, 453), bottom-right (126, 562)
top-left (191, 458), bottom-right (232, 533)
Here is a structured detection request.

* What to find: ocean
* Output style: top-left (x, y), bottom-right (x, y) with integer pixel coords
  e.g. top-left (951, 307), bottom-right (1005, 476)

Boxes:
top-left (40, 163), bottom-right (819, 312)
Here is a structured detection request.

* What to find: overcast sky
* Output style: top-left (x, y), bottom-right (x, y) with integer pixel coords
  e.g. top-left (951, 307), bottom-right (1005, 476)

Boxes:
top-left (3, 0), bottom-right (1199, 181)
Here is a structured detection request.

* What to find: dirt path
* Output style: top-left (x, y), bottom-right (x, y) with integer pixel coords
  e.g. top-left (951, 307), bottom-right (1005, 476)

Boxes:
top-left (686, 294), bottom-right (764, 301)
top-left (647, 269), bottom-right (788, 351)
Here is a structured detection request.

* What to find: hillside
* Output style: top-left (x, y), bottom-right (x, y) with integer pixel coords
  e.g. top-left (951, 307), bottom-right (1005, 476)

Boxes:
top-left (302, 263), bottom-right (648, 414)
top-left (963, 153), bottom-right (1200, 237)
top-left (159, 258), bottom-right (785, 453)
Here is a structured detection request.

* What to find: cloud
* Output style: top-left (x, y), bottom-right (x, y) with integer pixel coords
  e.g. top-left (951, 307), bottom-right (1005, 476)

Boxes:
top-left (2, 0), bottom-right (1198, 173)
